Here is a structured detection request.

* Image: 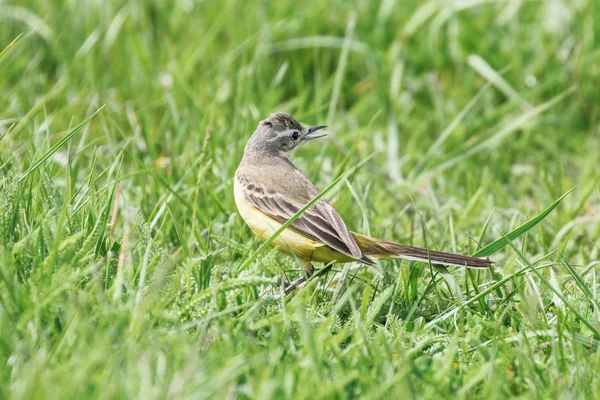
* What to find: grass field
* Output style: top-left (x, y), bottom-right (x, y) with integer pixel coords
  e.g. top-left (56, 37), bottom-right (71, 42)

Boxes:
top-left (1, 0), bottom-right (600, 398)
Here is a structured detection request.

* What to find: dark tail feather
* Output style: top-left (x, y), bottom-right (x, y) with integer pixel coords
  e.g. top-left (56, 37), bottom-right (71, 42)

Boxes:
top-left (352, 233), bottom-right (493, 269)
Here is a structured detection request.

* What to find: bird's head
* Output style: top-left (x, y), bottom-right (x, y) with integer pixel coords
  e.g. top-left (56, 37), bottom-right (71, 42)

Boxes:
top-left (245, 112), bottom-right (327, 158)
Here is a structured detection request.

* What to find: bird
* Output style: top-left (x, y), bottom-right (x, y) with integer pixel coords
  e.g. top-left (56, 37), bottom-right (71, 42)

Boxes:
top-left (234, 112), bottom-right (493, 292)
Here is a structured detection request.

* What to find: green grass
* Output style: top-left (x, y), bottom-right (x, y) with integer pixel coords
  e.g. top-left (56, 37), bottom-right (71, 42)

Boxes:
top-left (1, 0), bottom-right (600, 398)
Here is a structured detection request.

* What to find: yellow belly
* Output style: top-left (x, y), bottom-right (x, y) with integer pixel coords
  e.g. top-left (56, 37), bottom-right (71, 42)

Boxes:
top-left (233, 177), bottom-right (353, 263)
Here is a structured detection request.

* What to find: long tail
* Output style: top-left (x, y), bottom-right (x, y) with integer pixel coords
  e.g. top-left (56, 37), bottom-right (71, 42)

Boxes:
top-left (352, 232), bottom-right (493, 269)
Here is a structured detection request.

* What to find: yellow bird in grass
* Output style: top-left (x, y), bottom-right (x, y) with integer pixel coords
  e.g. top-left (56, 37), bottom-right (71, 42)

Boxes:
top-left (234, 112), bottom-right (493, 292)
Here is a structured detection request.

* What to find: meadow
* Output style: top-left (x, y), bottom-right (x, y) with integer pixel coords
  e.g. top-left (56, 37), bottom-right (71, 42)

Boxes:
top-left (1, 0), bottom-right (600, 398)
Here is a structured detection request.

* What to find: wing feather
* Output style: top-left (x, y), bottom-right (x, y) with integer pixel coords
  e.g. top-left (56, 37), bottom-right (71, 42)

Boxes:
top-left (238, 169), bottom-right (366, 262)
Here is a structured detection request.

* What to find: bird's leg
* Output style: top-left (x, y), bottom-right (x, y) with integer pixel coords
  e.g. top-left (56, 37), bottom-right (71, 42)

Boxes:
top-left (284, 259), bottom-right (314, 294)
top-left (303, 258), bottom-right (315, 278)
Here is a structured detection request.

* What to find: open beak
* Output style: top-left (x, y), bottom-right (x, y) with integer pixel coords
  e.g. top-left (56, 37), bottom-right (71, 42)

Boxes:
top-left (302, 125), bottom-right (328, 141)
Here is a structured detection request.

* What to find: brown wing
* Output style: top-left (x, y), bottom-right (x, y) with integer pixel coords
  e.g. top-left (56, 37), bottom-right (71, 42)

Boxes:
top-left (237, 168), bottom-right (374, 265)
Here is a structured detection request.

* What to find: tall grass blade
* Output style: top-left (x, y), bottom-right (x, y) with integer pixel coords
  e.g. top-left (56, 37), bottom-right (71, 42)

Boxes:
top-left (0, 33), bottom-right (23, 63)
top-left (473, 188), bottom-right (574, 258)
top-left (19, 106), bottom-right (106, 183)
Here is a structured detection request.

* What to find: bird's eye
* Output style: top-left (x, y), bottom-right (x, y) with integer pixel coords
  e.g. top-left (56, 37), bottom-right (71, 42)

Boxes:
top-left (291, 131), bottom-right (300, 141)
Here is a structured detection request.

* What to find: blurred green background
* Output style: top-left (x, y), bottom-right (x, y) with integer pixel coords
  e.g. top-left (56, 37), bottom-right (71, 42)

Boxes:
top-left (1, 0), bottom-right (600, 398)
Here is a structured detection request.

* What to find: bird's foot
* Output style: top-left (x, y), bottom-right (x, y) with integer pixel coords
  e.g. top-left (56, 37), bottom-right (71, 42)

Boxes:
top-left (284, 276), bottom-right (307, 295)
top-left (283, 261), bottom-right (316, 295)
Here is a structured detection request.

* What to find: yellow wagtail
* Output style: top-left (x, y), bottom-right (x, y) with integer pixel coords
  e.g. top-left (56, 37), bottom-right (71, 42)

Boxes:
top-left (234, 112), bottom-right (493, 291)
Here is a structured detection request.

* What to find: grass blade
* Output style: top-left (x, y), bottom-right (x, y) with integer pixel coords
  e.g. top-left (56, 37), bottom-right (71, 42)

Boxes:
top-left (426, 264), bottom-right (536, 328)
top-left (19, 105), bottom-right (106, 183)
top-left (560, 253), bottom-right (600, 313)
top-left (467, 55), bottom-right (529, 108)
top-left (0, 33), bottom-right (24, 63)
top-left (411, 83), bottom-right (490, 178)
top-left (501, 230), bottom-right (600, 338)
top-left (473, 188), bottom-right (575, 258)
top-left (429, 87), bottom-right (576, 175)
